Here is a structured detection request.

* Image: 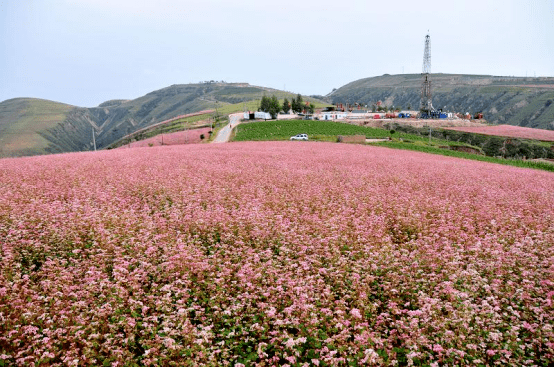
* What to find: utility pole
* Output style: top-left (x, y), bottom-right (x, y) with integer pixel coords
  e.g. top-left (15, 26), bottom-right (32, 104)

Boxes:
top-left (429, 126), bottom-right (432, 144)
top-left (92, 127), bottom-right (96, 151)
top-left (184, 121), bottom-right (188, 144)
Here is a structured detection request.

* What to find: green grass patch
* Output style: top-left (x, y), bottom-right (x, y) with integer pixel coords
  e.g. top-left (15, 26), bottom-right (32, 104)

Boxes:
top-left (372, 141), bottom-right (554, 172)
top-left (233, 120), bottom-right (393, 141)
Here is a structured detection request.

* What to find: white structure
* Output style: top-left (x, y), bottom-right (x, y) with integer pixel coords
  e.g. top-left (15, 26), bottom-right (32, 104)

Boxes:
top-left (347, 111), bottom-right (372, 119)
top-left (243, 111), bottom-right (272, 120)
top-left (321, 112), bottom-right (348, 120)
top-left (255, 111), bottom-right (271, 120)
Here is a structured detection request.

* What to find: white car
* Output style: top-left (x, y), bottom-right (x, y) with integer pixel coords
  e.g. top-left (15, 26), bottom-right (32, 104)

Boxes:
top-left (290, 134), bottom-right (308, 141)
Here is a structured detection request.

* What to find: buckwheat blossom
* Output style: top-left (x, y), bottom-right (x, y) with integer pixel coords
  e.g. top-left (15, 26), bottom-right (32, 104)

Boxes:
top-left (0, 141), bottom-right (553, 366)
top-left (444, 124), bottom-right (554, 142)
top-left (350, 308), bottom-right (362, 320)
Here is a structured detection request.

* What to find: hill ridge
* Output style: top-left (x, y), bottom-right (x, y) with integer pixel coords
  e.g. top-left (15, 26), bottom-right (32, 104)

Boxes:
top-left (0, 83), bottom-right (322, 157)
top-left (330, 74), bottom-right (554, 130)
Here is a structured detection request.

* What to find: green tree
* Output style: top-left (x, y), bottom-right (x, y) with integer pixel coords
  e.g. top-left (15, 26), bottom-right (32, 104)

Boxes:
top-left (291, 99), bottom-right (298, 113)
top-left (296, 94), bottom-right (303, 111)
top-left (308, 103), bottom-right (315, 114)
top-left (292, 94), bottom-right (304, 113)
top-left (259, 95), bottom-right (270, 112)
top-left (268, 95), bottom-right (281, 119)
top-left (282, 98), bottom-right (290, 113)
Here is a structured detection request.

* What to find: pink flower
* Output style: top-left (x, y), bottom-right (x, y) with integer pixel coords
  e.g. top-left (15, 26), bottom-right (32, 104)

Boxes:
top-left (433, 344), bottom-right (444, 353)
top-left (1, 141), bottom-right (553, 366)
top-left (350, 308), bottom-right (362, 319)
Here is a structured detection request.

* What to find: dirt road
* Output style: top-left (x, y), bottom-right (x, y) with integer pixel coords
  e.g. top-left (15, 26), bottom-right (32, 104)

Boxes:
top-left (213, 113), bottom-right (243, 143)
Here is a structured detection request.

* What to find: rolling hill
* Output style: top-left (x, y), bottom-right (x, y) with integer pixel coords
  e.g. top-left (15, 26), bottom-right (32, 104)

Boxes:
top-left (4, 75), bottom-right (554, 158)
top-left (0, 83), bottom-right (311, 158)
top-left (0, 98), bottom-right (74, 157)
top-left (329, 74), bottom-right (554, 130)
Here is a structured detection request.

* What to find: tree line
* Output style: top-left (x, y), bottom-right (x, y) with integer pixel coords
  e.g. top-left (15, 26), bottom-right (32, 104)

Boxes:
top-left (259, 94), bottom-right (315, 119)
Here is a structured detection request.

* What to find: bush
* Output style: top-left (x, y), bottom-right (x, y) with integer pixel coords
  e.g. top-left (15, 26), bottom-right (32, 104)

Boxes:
top-left (482, 137), bottom-right (504, 156)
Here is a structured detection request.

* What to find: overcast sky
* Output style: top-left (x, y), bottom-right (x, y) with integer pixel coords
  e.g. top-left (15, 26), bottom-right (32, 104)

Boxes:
top-left (1, 0), bottom-right (553, 107)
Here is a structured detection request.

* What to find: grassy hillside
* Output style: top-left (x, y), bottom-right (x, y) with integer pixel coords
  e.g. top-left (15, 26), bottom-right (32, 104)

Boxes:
top-left (0, 98), bottom-right (74, 157)
top-left (330, 74), bottom-right (554, 130)
top-left (103, 100), bottom-right (332, 149)
top-left (0, 83), bottom-right (325, 157)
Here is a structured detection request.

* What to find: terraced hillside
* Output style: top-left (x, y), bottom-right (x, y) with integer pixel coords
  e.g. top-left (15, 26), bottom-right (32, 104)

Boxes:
top-left (0, 83), bottom-right (313, 157)
top-left (330, 74), bottom-right (554, 130)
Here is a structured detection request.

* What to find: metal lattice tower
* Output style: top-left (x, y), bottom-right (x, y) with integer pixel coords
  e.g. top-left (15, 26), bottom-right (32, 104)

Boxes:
top-left (420, 33), bottom-right (434, 115)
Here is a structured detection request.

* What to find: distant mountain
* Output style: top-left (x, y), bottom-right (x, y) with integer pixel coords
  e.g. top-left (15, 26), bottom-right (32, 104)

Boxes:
top-left (330, 74), bottom-right (554, 130)
top-left (0, 83), bottom-right (307, 157)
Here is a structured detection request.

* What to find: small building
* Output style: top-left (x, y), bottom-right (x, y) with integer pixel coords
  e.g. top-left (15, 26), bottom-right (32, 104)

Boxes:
top-left (321, 111), bottom-right (348, 120)
top-left (255, 111), bottom-right (271, 120)
top-left (244, 111), bottom-right (271, 120)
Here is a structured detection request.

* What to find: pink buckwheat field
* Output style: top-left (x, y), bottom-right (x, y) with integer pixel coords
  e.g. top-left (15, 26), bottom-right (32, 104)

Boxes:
top-left (1, 141), bottom-right (553, 366)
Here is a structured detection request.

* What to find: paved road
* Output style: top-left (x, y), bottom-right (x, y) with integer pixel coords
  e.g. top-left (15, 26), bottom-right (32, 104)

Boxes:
top-left (213, 113), bottom-right (242, 143)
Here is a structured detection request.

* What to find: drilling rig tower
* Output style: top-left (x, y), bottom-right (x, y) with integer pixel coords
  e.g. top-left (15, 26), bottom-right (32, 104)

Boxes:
top-left (420, 33), bottom-right (434, 118)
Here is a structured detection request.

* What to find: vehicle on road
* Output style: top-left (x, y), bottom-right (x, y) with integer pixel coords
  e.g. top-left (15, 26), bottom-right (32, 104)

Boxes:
top-left (290, 134), bottom-right (309, 141)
